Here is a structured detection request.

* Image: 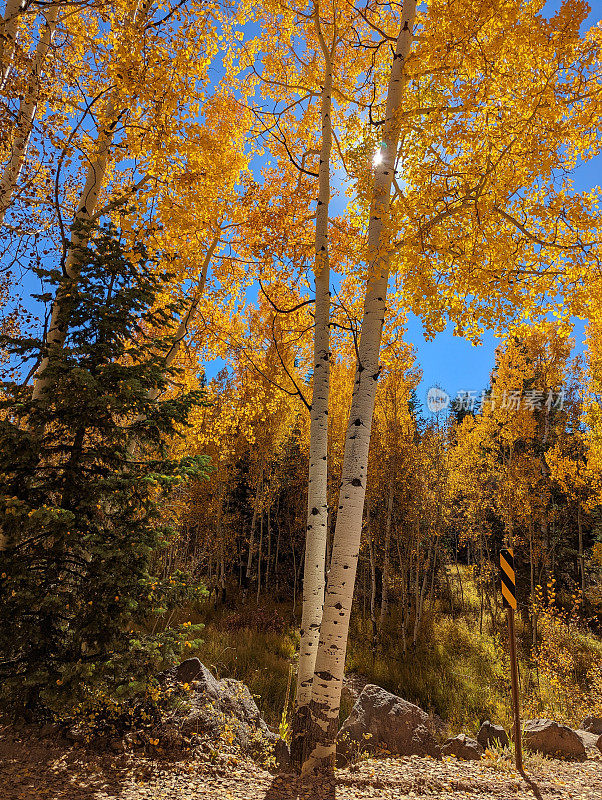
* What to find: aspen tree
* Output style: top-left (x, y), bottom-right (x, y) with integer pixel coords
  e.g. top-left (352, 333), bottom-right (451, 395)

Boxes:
top-left (0, 0), bottom-right (27, 91)
top-left (31, 2), bottom-right (152, 400)
top-left (24, 1), bottom-right (240, 401)
top-left (302, 0), bottom-right (418, 773)
top-left (0, 3), bottom-right (60, 224)
top-left (238, 1), bottom-right (360, 758)
top-left (292, 1), bottom-right (334, 763)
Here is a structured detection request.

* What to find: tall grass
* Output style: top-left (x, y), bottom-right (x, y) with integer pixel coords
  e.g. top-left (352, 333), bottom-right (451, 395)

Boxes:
top-left (184, 601), bottom-right (298, 728)
top-left (346, 611), bottom-right (510, 733)
top-left (179, 568), bottom-right (602, 735)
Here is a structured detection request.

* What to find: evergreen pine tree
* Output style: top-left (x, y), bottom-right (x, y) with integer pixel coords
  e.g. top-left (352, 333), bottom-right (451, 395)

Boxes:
top-left (0, 224), bottom-right (208, 715)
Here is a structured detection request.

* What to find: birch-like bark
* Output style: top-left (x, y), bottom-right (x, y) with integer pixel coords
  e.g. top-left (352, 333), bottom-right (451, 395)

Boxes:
top-left (368, 521), bottom-right (377, 656)
top-left (290, 0), bottom-right (333, 768)
top-left (0, 0), bottom-right (27, 91)
top-left (302, 1), bottom-right (417, 774)
top-left (0, 4), bottom-right (59, 225)
top-left (245, 472), bottom-right (262, 592)
top-left (31, 2), bottom-right (151, 401)
top-left (413, 535), bottom-right (433, 646)
top-left (256, 511), bottom-right (263, 600)
top-left (31, 92), bottom-right (118, 400)
top-left (265, 506), bottom-right (271, 591)
top-left (144, 232), bottom-right (220, 402)
top-left (379, 473), bottom-right (394, 629)
top-left (577, 500), bottom-right (585, 592)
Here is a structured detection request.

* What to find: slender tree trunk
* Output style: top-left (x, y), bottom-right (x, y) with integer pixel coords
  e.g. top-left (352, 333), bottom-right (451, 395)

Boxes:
top-left (274, 515), bottom-right (281, 590)
top-left (414, 534), bottom-right (432, 648)
top-left (479, 538), bottom-right (484, 635)
top-left (266, 505), bottom-right (271, 592)
top-left (302, 2), bottom-right (417, 774)
top-left (396, 537), bottom-right (408, 654)
top-left (577, 500), bottom-right (585, 592)
top-left (428, 536), bottom-right (439, 610)
top-left (32, 2), bottom-right (152, 400)
top-left (454, 556), bottom-right (465, 608)
top-left (245, 474), bottom-right (262, 593)
top-left (257, 512), bottom-right (264, 600)
top-left (0, 4), bottom-right (59, 224)
top-left (530, 522), bottom-right (537, 647)
top-left (289, 525), bottom-right (297, 614)
top-left (445, 560), bottom-right (455, 619)
top-left (362, 558), bottom-right (366, 618)
top-left (368, 520), bottom-right (377, 659)
top-left (379, 474), bottom-right (394, 630)
top-left (290, 2), bottom-right (333, 767)
top-left (0, 0), bottom-right (27, 92)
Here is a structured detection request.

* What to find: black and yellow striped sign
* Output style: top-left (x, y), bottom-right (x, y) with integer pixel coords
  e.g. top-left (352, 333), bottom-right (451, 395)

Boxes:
top-left (500, 548), bottom-right (517, 610)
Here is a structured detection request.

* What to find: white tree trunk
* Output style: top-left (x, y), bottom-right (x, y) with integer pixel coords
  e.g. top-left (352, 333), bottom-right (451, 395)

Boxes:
top-left (31, 2), bottom-right (152, 401)
top-left (379, 473), bottom-right (394, 629)
top-left (31, 93), bottom-right (118, 401)
top-left (245, 471), bottom-right (263, 593)
top-left (0, 0), bottom-right (27, 91)
top-left (0, 4), bottom-right (59, 225)
top-left (578, 500), bottom-right (585, 592)
top-left (302, 0), bottom-right (417, 774)
top-left (290, 0), bottom-right (333, 766)
top-left (145, 232), bottom-right (220, 401)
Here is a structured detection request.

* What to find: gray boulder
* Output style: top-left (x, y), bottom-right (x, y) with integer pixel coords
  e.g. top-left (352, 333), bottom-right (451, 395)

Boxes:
top-left (172, 657), bottom-right (220, 691)
top-left (477, 720), bottom-right (509, 750)
top-left (581, 716), bottom-right (602, 735)
top-left (523, 719), bottom-right (586, 760)
top-left (179, 673), bottom-right (274, 748)
top-left (441, 734), bottom-right (483, 760)
top-left (575, 729), bottom-right (601, 753)
top-left (336, 684), bottom-right (440, 765)
top-left (157, 659), bottom-right (288, 763)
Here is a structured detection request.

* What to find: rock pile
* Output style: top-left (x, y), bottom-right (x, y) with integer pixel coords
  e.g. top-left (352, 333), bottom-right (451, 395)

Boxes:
top-left (161, 658), bottom-right (286, 762)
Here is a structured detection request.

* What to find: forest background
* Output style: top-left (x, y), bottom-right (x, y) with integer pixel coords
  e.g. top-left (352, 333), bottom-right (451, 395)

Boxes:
top-left (1, 0), bottom-right (602, 777)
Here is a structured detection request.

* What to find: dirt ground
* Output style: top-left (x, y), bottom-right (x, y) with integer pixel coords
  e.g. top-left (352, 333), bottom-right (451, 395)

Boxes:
top-left (1, 725), bottom-right (601, 800)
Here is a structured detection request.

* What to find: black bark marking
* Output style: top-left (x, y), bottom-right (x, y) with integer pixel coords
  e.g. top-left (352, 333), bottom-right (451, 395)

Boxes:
top-left (351, 478), bottom-right (362, 487)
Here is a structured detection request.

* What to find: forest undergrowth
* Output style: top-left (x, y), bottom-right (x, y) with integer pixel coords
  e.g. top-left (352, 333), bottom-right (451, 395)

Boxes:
top-left (182, 566), bottom-right (602, 736)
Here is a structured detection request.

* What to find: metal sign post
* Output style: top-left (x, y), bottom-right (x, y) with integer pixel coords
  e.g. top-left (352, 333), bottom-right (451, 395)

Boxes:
top-left (500, 547), bottom-right (523, 772)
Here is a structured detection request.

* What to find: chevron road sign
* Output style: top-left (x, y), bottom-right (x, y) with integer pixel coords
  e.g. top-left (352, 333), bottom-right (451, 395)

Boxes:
top-left (500, 547), bottom-right (517, 610)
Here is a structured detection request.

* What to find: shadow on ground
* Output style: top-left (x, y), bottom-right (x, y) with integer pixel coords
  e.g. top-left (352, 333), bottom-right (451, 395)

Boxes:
top-left (261, 774), bottom-right (336, 800)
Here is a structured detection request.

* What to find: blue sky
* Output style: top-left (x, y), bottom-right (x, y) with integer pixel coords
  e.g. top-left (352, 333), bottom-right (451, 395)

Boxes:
top-left (395, 0), bottom-right (602, 411)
